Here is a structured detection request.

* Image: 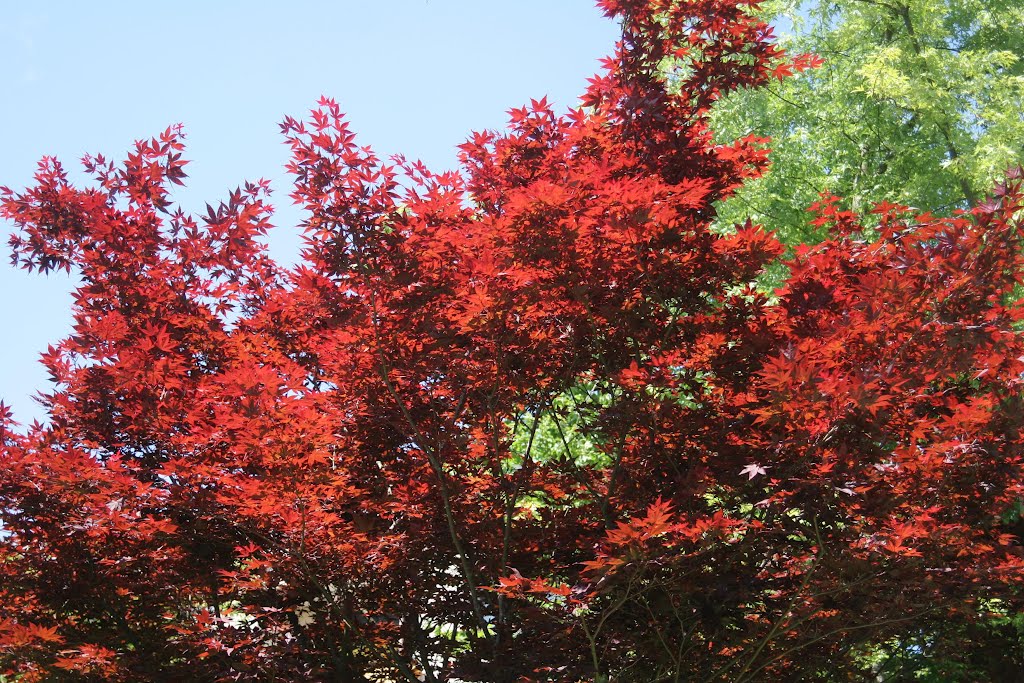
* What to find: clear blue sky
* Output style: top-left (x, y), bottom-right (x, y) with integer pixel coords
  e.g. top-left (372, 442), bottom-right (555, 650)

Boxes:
top-left (0, 1), bottom-right (620, 425)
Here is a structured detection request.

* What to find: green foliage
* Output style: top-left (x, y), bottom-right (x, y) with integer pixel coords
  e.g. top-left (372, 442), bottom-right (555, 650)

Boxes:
top-left (712, 0), bottom-right (1024, 244)
top-left (849, 609), bottom-right (1024, 681)
top-left (509, 383), bottom-right (614, 473)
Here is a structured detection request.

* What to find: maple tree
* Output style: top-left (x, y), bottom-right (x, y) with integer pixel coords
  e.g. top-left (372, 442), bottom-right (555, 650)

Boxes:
top-left (2, 0), bottom-right (1023, 681)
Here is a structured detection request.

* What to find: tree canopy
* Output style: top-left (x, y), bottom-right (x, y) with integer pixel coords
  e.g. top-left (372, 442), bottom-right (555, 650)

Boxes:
top-left (2, 0), bottom-right (1023, 681)
top-left (712, 0), bottom-right (1024, 243)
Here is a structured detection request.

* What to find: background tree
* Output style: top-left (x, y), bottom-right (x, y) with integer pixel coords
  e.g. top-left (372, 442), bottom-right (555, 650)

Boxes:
top-left (711, 0), bottom-right (1024, 243)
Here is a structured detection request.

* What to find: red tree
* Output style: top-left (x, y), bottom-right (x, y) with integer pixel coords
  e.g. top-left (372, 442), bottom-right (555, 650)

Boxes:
top-left (2, 1), bottom-right (1023, 681)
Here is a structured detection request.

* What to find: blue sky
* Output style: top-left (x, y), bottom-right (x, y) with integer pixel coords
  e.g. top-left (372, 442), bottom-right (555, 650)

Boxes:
top-left (0, 1), bottom-right (620, 424)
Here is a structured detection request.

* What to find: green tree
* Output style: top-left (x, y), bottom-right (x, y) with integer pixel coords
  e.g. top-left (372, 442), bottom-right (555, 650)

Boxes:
top-left (711, 0), bottom-right (1024, 244)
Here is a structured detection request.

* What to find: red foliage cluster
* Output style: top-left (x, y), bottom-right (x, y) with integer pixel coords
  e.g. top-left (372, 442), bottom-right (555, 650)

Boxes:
top-left (2, 1), bottom-right (1023, 680)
